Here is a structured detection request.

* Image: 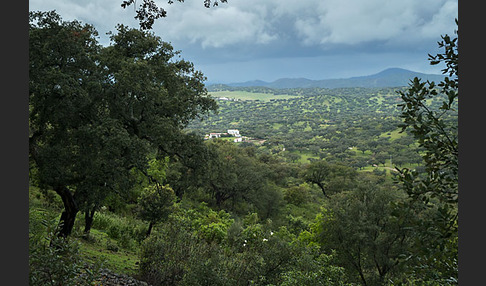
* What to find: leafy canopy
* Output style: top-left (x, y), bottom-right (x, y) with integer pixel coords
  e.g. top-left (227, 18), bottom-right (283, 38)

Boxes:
top-left (29, 11), bottom-right (217, 237)
top-left (395, 19), bottom-right (458, 284)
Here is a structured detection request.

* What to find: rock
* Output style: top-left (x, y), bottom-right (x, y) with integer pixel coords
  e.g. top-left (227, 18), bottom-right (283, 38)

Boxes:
top-left (95, 268), bottom-right (152, 286)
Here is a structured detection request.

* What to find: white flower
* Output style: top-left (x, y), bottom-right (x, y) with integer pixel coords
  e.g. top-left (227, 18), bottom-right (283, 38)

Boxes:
top-left (270, 231), bottom-right (274, 236)
top-left (263, 238), bottom-right (268, 242)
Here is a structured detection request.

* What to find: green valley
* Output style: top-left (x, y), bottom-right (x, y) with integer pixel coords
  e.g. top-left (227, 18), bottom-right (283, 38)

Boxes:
top-left (28, 11), bottom-right (458, 286)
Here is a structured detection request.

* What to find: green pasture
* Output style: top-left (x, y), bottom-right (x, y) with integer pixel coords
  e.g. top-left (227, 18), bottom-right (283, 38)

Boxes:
top-left (210, 91), bottom-right (301, 102)
top-left (379, 128), bottom-right (407, 141)
top-left (287, 150), bottom-right (320, 164)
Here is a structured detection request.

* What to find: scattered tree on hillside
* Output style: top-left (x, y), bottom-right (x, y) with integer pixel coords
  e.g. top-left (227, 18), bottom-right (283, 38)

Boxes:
top-left (204, 140), bottom-right (269, 210)
top-left (301, 161), bottom-right (332, 197)
top-left (301, 160), bottom-right (357, 198)
top-left (138, 184), bottom-right (176, 236)
top-left (312, 177), bottom-right (411, 285)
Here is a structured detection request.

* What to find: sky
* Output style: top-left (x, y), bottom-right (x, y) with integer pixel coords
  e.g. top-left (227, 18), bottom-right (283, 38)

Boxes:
top-left (29, 0), bottom-right (458, 84)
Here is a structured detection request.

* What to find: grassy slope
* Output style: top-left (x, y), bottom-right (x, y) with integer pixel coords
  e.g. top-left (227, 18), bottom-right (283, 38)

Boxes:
top-left (29, 186), bottom-right (142, 277)
top-left (79, 229), bottom-right (140, 276)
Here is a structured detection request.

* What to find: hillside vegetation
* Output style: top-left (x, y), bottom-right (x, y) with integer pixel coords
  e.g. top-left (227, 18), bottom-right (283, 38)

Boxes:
top-left (190, 86), bottom-right (432, 170)
top-left (29, 11), bottom-right (458, 286)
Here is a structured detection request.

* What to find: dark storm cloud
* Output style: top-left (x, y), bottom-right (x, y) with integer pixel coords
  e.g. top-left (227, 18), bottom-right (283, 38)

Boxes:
top-left (29, 0), bottom-right (457, 82)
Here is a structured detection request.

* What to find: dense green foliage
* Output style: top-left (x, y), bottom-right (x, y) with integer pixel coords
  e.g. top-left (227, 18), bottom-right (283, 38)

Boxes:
top-left (139, 207), bottom-right (349, 286)
top-left (394, 21), bottom-right (458, 284)
top-left (28, 11), bottom-right (458, 286)
top-left (29, 209), bottom-right (102, 285)
top-left (29, 11), bottom-right (217, 237)
top-left (137, 184), bottom-right (176, 236)
top-left (311, 179), bottom-right (411, 285)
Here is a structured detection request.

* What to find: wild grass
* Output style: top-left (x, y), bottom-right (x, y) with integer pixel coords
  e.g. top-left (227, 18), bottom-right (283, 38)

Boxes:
top-left (78, 229), bottom-right (140, 276)
top-left (29, 185), bottom-right (147, 277)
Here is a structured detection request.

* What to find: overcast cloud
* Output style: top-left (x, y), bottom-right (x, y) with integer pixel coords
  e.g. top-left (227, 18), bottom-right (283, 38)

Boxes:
top-left (29, 0), bottom-right (458, 83)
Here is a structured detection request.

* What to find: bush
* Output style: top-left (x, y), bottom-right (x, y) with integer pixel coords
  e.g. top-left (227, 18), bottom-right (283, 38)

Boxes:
top-left (107, 224), bottom-right (121, 240)
top-left (92, 211), bottom-right (114, 231)
top-left (138, 207), bottom-right (348, 286)
top-left (29, 213), bottom-right (102, 286)
top-left (279, 246), bottom-right (349, 286)
top-left (106, 240), bottom-right (119, 252)
top-left (190, 203), bottom-right (234, 244)
top-left (179, 246), bottom-right (227, 286)
top-left (139, 222), bottom-right (199, 285)
top-left (92, 210), bottom-right (146, 248)
top-left (283, 185), bottom-right (309, 206)
top-left (118, 231), bottom-right (137, 251)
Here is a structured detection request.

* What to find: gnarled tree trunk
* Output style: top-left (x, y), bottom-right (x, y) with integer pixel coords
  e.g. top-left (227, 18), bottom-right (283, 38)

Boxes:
top-left (54, 186), bottom-right (79, 238)
top-left (146, 221), bottom-right (154, 237)
top-left (83, 206), bottom-right (97, 236)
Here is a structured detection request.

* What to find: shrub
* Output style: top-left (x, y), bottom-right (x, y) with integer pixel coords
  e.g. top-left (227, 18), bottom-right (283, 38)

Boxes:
top-left (118, 231), bottom-right (137, 251)
top-left (283, 185), bottom-right (309, 206)
top-left (29, 214), bottom-right (102, 286)
top-left (139, 222), bottom-right (199, 285)
top-left (92, 211), bottom-right (114, 231)
top-left (106, 240), bottom-right (119, 252)
top-left (139, 208), bottom-right (231, 285)
top-left (92, 210), bottom-right (146, 248)
top-left (107, 224), bottom-right (121, 240)
top-left (138, 207), bottom-right (347, 286)
top-left (131, 223), bottom-right (149, 245)
top-left (190, 203), bottom-right (234, 244)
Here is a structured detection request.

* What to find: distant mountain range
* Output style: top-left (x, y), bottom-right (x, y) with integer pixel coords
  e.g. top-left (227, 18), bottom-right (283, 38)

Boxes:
top-left (215, 68), bottom-right (444, 89)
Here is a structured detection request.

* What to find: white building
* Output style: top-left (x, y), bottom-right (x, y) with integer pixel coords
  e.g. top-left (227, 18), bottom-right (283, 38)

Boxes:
top-left (209, 133), bottom-right (222, 138)
top-left (227, 129), bottom-right (240, 137)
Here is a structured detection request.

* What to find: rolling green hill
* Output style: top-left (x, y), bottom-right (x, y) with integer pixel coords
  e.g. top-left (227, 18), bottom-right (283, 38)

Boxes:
top-left (215, 68), bottom-right (445, 89)
top-left (188, 86), bottom-right (432, 170)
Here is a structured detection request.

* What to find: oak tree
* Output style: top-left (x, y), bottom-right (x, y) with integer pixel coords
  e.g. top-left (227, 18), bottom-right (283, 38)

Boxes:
top-left (29, 11), bottom-right (217, 237)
